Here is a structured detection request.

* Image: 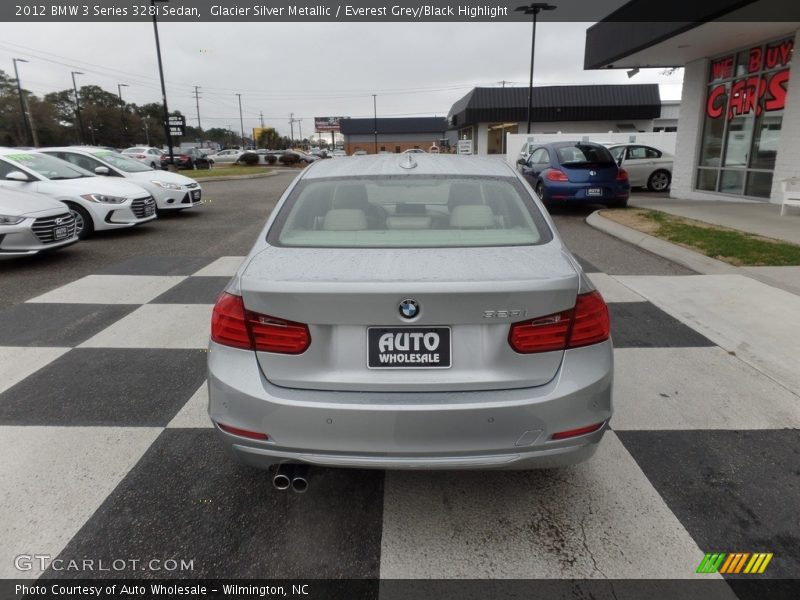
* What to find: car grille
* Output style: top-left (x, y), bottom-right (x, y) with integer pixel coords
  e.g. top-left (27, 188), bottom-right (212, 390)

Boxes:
top-left (31, 213), bottom-right (76, 244)
top-left (131, 196), bottom-right (156, 218)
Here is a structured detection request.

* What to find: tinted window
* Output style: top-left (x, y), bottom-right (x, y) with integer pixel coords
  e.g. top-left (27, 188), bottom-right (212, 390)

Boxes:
top-left (90, 151), bottom-right (153, 173)
top-left (269, 176), bottom-right (552, 248)
top-left (556, 144), bottom-right (615, 165)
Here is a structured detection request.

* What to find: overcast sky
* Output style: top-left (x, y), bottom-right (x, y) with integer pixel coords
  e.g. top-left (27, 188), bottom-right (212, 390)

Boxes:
top-left (0, 22), bottom-right (683, 139)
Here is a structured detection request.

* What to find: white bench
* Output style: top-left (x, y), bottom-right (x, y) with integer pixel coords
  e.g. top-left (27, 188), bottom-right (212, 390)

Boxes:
top-left (781, 177), bottom-right (800, 216)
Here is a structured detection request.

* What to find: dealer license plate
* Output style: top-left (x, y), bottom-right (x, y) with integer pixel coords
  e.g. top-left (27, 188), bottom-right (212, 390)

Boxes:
top-left (587, 187), bottom-right (603, 197)
top-left (367, 327), bottom-right (451, 369)
top-left (53, 226), bottom-right (68, 240)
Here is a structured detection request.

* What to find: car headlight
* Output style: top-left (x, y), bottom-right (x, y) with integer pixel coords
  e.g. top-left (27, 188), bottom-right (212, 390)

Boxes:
top-left (149, 180), bottom-right (182, 190)
top-left (0, 214), bottom-right (25, 225)
top-left (80, 193), bottom-right (127, 204)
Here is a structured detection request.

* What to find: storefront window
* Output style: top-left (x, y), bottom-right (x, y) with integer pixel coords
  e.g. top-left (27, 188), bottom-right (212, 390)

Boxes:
top-left (695, 36), bottom-right (793, 199)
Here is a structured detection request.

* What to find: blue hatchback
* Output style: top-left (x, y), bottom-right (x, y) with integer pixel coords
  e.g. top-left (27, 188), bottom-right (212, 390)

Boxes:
top-left (517, 142), bottom-right (630, 208)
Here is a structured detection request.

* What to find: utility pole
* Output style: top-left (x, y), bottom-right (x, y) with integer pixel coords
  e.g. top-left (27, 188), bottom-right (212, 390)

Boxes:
top-left (143, 118), bottom-right (150, 145)
top-left (236, 93), bottom-right (245, 148)
top-left (260, 111), bottom-right (264, 128)
top-left (297, 118), bottom-right (302, 146)
top-left (71, 71), bottom-right (85, 145)
top-left (372, 94), bottom-right (378, 154)
top-left (117, 83), bottom-right (129, 147)
top-left (151, 0), bottom-right (174, 167)
top-left (12, 59), bottom-right (34, 147)
top-left (289, 113), bottom-right (295, 146)
top-left (193, 86), bottom-right (202, 132)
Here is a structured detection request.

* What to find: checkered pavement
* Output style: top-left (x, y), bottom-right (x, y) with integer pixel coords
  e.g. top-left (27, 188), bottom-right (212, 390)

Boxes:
top-left (0, 255), bottom-right (798, 583)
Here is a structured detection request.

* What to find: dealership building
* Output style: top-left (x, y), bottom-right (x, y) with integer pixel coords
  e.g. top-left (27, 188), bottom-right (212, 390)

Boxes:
top-left (339, 117), bottom-right (450, 155)
top-left (585, 0), bottom-right (799, 203)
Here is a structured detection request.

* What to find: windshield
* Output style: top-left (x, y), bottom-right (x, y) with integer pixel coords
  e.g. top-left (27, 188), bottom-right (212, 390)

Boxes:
top-left (557, 144), bottom-right (615, 166)
top-left (268, 176), bottom-right (552, 248)
top-left (3, 152), bottom-right (89, 180)
top-left (91, 151), bottom-right (153, 173)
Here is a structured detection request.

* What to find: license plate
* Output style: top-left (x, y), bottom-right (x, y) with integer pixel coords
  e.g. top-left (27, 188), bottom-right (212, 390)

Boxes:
top-left (53, 226), bottom-right (68, 240)
top-left (191, 190), bottom-right (201, 201)
top-left (367, 327), bottom-right (451, 369)
top-left (587, 187), bottom-right (603, 196)
top-left (144, 205), bottom-right (155, 217)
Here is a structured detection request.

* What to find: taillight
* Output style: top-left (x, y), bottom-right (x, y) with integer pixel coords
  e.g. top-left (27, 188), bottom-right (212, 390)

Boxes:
top-left (546, 169), bottom-right (569, 181)
top-left (211, 292), bottom-right (311, 354)
top-left (616, 168), bottom-right (629, 181)
top-left (508, 291), bottom-right (609, 353)
top-left (134, 154), bottom-right (146, 159)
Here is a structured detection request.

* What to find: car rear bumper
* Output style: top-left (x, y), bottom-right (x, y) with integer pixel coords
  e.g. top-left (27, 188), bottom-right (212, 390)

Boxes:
top-left (543, 182), bottom-right (629, 203)
top-left (207, 339), bottom-right (613, 471)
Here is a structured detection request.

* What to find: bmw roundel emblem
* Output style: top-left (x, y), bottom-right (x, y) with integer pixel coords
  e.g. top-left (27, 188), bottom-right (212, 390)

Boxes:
top-left (399, 299), bottom-right (419, 319)
top-left (589, 170), bottom-right (597, 176)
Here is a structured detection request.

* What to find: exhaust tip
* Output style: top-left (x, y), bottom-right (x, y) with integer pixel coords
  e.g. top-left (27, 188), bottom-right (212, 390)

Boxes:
top-left (272, 463), bottom-right (293, 491)
top-left (291, 464), bottom-right (310, 494)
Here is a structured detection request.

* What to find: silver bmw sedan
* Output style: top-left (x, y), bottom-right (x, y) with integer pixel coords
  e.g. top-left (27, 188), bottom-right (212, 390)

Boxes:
top-left (208, 154), bottom-right (612, 473)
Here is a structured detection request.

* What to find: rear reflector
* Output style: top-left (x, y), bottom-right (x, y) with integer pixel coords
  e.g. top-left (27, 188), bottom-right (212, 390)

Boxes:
top-left (218, 422), bottom-right (269, 440)
top-left (552, 422), bottom-right (604, 440)
top-left (211, 292), bottom-right (311, 354)
top-left (508, 290), bottom-right (609, 353)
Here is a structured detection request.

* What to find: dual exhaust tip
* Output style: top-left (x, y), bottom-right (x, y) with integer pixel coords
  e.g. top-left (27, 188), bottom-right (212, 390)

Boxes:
top-left (272, 463), bottom-right (309, 493)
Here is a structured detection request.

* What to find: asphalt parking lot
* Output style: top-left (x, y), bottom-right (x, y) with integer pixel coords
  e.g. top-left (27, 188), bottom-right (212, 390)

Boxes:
top-left (1, 174), bottom-right (797, 594)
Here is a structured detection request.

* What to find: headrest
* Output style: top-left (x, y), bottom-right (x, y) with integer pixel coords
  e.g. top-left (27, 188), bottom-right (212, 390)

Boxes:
top-left (449, 204), bottom-right (495, 229)
top-left (322, 209), bottom-right (368, 231)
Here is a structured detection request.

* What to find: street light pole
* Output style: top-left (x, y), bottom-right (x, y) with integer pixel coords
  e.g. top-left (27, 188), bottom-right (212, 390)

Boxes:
top-left (372, 94), bottom-right (378, 154)
top-left (117, 83), bottom-right (129, 147)
top-left (151, 0), bottom-right (174, 166)
top-left (516, 3), bottom-right (556, 134)
top-left (71, 70), bottom-right (85, 144)
top-left (236, 93), bottom-right (245, 148)
top-left (12, 58), bottom-right (34, 147)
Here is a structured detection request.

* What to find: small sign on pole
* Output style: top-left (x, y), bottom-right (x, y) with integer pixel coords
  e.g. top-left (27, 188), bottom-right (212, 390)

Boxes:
top-left (457, 139), bottom-right (473, 155)
top-left (166, 115), bottom-right (186, 137)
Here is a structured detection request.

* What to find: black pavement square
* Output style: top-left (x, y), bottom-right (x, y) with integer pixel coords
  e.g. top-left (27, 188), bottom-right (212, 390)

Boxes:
top-left (609, 302), bottom-right (715, 348)
top-left (99, 256), bottom-right (214, 276)
top-left (150, 276), bottom-right (230, 304)
top-left (46, 429), bottom-right (385, 579)
top-left (0, 303), bottom-right (137, 347)
top-left (618, 430), bottom-right (800, 580)
top-left (0, 348), bottom-right (206, 426)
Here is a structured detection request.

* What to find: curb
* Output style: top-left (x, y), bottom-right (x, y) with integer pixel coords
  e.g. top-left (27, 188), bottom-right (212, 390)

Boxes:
top-left (191, 170), bottom-right (289, 183)
top-left (586, 210), bottom-right (800, 296)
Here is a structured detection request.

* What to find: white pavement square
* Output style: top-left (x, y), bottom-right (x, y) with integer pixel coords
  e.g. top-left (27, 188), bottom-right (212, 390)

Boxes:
top-left (612, 347), bottom-right (800, 430)
top-left (167, 382), bottom-right (212, 428)
top-left (79, 304), bottom-right (213, 349)
top-left (586, 273), bottom-right (645, 303)
top-left (379, 432), bottom-right (711, 579)
top-left (27, 275), bottom-right (187, 305)
top-left (0, 426), bottom-right (161, 578)
top-left (192, 256), bottom-right (246, 277)
top-left (0, 347), bottom-right (70, 394)
top-left (617, 274), bottom-right (800, 394)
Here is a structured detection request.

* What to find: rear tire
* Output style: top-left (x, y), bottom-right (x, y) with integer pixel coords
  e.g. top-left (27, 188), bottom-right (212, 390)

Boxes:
top-left (534, 181), bottom-right (545, 200)
top-left (150, 161), bottom-right (157, 169)
top-left (66, 203), bottom-right (94, 239)
top-left (647, 170), bottom-right (671, 192)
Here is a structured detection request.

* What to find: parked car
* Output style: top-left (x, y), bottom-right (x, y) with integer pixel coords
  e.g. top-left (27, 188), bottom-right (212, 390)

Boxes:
top-left (279, 150), bottom-right (317, 165)
top-left (207, 149), bottom-right (246, 164)
top-left (207, 154), bottom-right (612, 483)
top-left (331, 150), bottom-right (347, 157)
top-left (40, 147), bottom-right (203, 213)
top-left (402, 148), bottom-right (426, 154)
top-left (605, 144), bottom-right (673, 192)
top-left (0, 187), bottom-right (79, 257)
top-left (0, 149), bottom-right (157, 239)
top-left (121, 146), bottom-right (165, 169)
top-left (517, 141), bottom-right (630, 208)
top-left (352, 150), bottom-right (368, 156)
top-left (160, 148), bottom-right (212, 170)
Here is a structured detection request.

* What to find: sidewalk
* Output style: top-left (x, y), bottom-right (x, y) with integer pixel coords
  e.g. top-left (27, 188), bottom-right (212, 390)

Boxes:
top-left (588, 195), bottom-right (800, 297)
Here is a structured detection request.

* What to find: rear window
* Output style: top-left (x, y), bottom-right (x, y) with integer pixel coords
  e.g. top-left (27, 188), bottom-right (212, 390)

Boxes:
top-left (268, 176), bottom-right (552, 248)
top-left (557, 144), bottom-right (615, 165)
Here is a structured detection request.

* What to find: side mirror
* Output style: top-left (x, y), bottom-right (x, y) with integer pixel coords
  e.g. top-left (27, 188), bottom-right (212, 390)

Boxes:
top-left (5, 171), bottom-right (30, 182)
top-left (94, 166), bottom-right (110, 175)
top-left (516, 158), bottom-right (527, 166)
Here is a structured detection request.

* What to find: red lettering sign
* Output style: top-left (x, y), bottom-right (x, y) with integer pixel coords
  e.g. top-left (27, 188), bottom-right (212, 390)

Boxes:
top-left (748, 47), bottom-right (763, 73)
top-left (706, 85), bottom-right (727, 118)
top-left (710, 56), bottom-right (734, 81)
top-left (706, 68), bottom-right (790, 120)
top-left (765, 40), bottom-right (794, 69)
top-left (765, 69), bottom-right (790, 111)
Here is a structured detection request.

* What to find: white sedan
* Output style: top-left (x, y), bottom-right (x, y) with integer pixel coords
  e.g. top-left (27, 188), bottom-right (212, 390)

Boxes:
top-left (606, 144), bottom-right (673, 192)
top-left (121, 146), bottom-right (165, 169)
top-left (0, 149), bottom-right (156, 239)
top-left (0, 187), bottom-right (79, 257)
top-left (206, 149), bottom-right (245, 164)
top-left (41, 147), bottom-right (202, 212)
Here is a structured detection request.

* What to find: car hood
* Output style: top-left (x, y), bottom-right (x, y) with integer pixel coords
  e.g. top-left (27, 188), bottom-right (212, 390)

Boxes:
top-left (0, 189), bottom-right (69, 217)
top-left (126, 170), bottom-right (199, 187)
top-left (38, 176), bottom-right (151, 199)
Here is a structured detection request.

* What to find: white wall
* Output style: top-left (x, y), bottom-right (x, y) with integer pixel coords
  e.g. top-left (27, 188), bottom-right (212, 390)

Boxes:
top-left (771, 27), bottom-right (800, 203)
top-left (504, 131), bottom-right (677, 165)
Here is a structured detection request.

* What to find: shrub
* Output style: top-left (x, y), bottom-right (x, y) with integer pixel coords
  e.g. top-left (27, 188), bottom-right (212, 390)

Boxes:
top-left (238, 151), bottom-right (260, 165)
top-left (280, 152), bottom-right (299, 165)
top-left (265, 154), bottom-right (277, 165)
